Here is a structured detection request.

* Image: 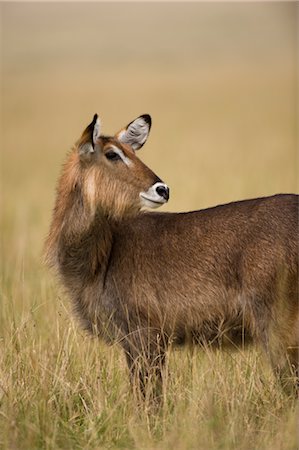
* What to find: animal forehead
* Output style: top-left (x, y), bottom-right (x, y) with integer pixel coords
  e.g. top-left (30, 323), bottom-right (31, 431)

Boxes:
top-left (101, 136), bottom-right (135, 156)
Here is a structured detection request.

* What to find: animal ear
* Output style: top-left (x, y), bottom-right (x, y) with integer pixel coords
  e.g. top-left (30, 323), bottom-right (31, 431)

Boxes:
top-left (116, 114), bottom-right (151, 151)
top-left (78, 114), bottom-right (101, 159)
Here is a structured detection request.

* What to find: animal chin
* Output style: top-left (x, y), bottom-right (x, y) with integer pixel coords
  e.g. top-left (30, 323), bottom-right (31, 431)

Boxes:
top-left (139, 193), bottom-right (165, 209)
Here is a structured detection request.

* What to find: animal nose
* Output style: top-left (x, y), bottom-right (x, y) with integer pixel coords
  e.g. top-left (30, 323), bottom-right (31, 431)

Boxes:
top-left (156, 184), bottom-right (169, 201)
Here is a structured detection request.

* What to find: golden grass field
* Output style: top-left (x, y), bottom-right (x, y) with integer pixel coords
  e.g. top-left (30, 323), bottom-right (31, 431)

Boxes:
top-left (1, 3), bottom-right (298, 449)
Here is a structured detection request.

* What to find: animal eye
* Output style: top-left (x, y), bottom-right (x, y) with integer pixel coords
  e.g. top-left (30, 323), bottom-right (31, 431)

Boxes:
top-left (105, 151), bottom-right (121, 162)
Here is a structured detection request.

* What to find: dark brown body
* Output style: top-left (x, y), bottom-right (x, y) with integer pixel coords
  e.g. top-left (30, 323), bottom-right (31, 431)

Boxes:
top-left (45, 115), bottom-right (299, 397)
top-left (107, 194), bottom-right (298, 350)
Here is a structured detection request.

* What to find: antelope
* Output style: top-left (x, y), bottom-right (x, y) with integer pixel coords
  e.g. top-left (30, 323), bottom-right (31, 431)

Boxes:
top-left (45, 114), bottom-right (298, 398)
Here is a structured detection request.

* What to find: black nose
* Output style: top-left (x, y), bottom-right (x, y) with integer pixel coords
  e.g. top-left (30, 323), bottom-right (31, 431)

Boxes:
top-left (156, 185), bottom-right (169, 201)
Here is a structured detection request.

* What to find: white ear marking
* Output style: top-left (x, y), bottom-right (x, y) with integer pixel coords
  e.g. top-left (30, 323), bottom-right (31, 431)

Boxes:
top-left (117, 114), bottom-right (151, 151)
top-left (93, 116), bottom-right (101, 145)
top-left (79, 114), bottom-right (102, 159)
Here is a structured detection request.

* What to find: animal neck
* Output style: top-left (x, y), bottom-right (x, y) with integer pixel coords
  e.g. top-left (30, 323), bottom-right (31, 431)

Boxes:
top-left (59, 205), bottom-right (113, 289)
top-left (45, 154), bottom-right (113, 291)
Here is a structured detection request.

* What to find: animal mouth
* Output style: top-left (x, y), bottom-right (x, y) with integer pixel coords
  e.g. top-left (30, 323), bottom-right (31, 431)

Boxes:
top-left (140, 182), bottom-right (169, 209)
top-left (140, 193), bottom-right (166, 205)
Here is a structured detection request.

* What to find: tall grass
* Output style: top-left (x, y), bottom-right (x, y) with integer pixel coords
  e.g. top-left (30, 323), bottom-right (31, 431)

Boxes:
top-left (0, 281), bottom-right (297, 449)
top-left (1, 3), bottom-right (298, 449)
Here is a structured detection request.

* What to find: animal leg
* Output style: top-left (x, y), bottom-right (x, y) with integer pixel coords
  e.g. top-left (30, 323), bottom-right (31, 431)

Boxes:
top-left (122, 330), bottom-right (167, 402)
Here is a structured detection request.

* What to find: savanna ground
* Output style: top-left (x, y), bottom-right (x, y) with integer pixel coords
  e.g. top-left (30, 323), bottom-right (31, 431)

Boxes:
top-left (1, 3), bottom-right (298, 449)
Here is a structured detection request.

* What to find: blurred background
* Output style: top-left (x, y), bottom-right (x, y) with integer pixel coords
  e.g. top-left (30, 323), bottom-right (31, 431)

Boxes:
top-left (1, 5), bottom-right (298, 448)
top-left (1, 2), bottom-right (298, 287)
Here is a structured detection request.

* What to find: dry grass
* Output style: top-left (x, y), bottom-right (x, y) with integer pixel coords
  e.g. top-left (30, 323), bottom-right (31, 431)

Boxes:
top-left (0, 294), bottom-right (298, 450)
top-left (1, 3), bottom-right (298, 449)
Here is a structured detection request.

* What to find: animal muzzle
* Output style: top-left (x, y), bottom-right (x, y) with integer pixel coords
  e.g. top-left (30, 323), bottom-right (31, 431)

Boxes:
top-left (140, 182), bottom-right (170, 209)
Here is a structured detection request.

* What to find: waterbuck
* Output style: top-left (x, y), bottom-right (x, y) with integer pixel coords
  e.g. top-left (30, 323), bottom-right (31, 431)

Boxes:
top-left (45, 114), bottom-right (298, 397)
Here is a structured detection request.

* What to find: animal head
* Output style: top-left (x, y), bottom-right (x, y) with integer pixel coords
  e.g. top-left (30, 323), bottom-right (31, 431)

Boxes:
top-left (74, 114), bottom-right (169, 218)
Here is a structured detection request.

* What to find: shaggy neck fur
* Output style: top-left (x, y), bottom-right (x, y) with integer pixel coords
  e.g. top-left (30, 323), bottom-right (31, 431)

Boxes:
top-left (44, 152), bottom-right (114, 292)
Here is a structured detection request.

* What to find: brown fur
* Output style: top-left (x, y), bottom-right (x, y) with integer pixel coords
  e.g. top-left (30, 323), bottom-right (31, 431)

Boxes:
top-left (45, 116), bottom-right (299, 398)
